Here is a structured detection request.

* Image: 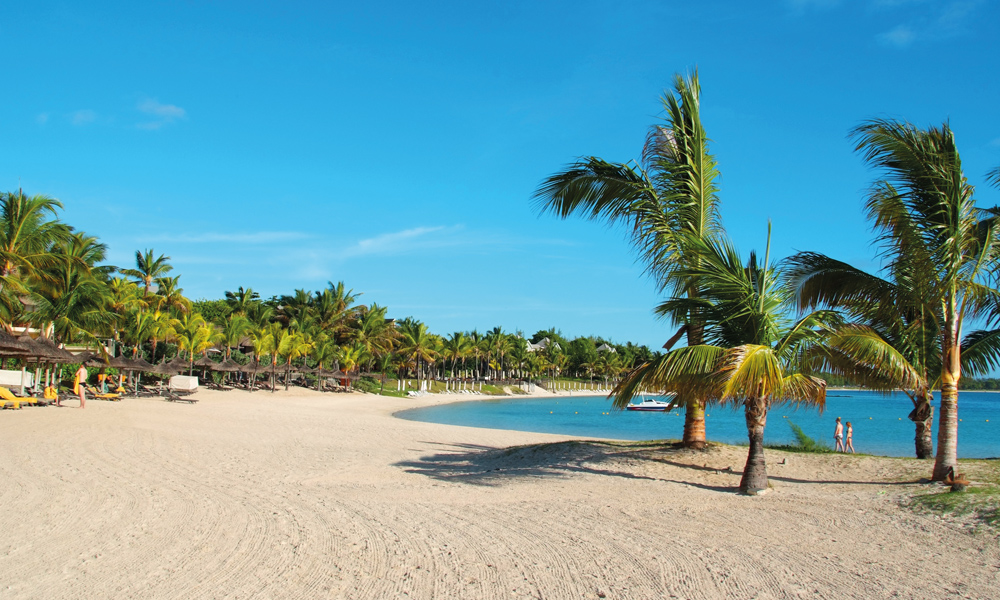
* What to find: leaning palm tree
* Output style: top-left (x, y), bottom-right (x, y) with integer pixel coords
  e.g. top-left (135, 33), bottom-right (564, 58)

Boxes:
top-left (615, 230), bottom-right (833, 494)
top-left (850, 119), bottom-right (1000, 480)
top-left (787, 251), bottom-right (1000, 458)
top-left (535, 70), bottom-right (722, 448)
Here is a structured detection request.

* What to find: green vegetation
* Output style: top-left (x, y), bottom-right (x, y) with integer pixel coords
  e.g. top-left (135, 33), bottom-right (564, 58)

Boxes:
top-left (766, 422), bottom-right (834, 454)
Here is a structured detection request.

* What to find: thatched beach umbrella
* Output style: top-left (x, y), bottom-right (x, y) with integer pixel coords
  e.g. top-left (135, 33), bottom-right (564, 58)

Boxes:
top-left (127, 357), bottom-right (155, 372)
top-left (193, 354), bottom-right (219, 369)
top-left (150, 360), bottom-right (182, 376)
top-left (215, 359), bottom-right (243, 373)
top-left (0, 331), bottom-right (29, 355)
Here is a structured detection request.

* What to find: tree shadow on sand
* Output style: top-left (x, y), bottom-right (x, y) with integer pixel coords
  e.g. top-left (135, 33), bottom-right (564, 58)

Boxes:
top-left (395, 440), bottom-right (708, 487)
top-left (396, 440), bottom-right (925, 490)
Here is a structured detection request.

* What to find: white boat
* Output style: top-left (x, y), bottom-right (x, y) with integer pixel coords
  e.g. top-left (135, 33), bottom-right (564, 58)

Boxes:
top-left (626, 397), bottom-right (673, 412)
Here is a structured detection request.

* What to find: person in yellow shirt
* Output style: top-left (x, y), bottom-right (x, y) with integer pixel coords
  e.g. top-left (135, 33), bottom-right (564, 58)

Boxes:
top-left (44, 384), bottom-right (60, 406)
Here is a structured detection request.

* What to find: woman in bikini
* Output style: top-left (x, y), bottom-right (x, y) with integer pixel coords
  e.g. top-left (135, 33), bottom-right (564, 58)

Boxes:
top-left (845, 421), bottom-right (854, 454)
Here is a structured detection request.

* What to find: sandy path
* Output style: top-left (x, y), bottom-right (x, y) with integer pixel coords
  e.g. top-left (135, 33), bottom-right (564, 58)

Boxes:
top-left (0, 389), bottom-right (997, 599)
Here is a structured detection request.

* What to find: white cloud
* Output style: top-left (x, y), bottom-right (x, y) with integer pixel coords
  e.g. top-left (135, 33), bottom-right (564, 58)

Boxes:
top-left (875, 0), bottom-right (983, 47)
top-left (989, 137), bottom-right (1000, 148)
top-left (339, 226), bottom-right (454, 258)
top-left (136, 98), bottom-right (186, 130)
top-left (877, 24), bottom-right (916, 47)
top-left (36, 113), bottom-right (49, 125)
top-left (70, 109), bottom-right (96, 126)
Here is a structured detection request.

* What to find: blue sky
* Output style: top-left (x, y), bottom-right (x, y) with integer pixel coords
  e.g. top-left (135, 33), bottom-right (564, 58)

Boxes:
top-left (2, 0), bottom-right (999, 349)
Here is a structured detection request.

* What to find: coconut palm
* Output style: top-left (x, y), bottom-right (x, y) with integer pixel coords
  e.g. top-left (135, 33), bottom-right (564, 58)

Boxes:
top-left (225, 286), bottom-right (261, 316)
top-left (152, 276), bottom-right (190, 314)
top-left (850, 119), bottom-right (1000, 480)
top-left (174, 312), bottom-right (214, 374)
top-left (121, 249), bottom-right (172, 295)
top-left (398, 320), bottom-right (438, 385)
top-left (218, 314), bottom-right (252, 360)
top-left (535, 71), bottom-right (722, 447)
top-left (278, 330), bottom-right (313, 391)
top-left (787, 251), bottom-right (1000, 458)
top-left (0, 191), bottom-right (75, 308)
top-left (349, 304), bottom-right (397, 368)
top-left (615, 230), bottom-right (832, 494)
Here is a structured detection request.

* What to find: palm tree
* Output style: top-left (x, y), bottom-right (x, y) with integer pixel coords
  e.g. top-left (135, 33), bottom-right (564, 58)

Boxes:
top-left (398, 320), bottom-right (438, 387)
top-left (0, 191), bottom-right (75, 305)
top-left (850, 119), bottom-right (1000, 481)
top-left (535, 71), bottom-right (722, 448)
top-left (615, 230), bottom-right (831, 494)
top-left (152, 276), bottom-right (190, 314)
top-left (121, 249), bottom-right (172, 295)
top-left (278, 330), bottom-right (312, 391)
top-left (225, 286), bottom-right (260, 316)
top-left (787, 251), bottom-right (1000, 459)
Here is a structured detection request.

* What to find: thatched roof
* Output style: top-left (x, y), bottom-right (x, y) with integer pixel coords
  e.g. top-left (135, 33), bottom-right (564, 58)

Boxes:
top-left (193, 354), bottom-right (219, 368)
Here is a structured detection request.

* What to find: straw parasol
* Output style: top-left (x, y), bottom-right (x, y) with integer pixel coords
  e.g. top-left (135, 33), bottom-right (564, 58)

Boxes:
top-left (150, 360), bottom-right (183, 376)
top-left (0, 332), bottom-right (31, 357)
top-left (108, 355), bottom-right (131, 369)
top-left (126, 357), bottom-right (155, 372)
top-left (193, 354), bottom-right (219, 369)
top-left (214, 359), bottom-right (243, 373)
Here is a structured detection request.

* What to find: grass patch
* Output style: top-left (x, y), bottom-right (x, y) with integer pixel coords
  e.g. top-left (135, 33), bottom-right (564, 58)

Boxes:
top-left (765, 421), bottom-right (835, 454)
top-left (909, 484), bottom-right (1000, 528)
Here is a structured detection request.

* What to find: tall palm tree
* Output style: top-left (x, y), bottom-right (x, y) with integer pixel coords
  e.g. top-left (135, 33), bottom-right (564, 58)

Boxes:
top-left (615, 230), bottom-right (831, 494)
top-left (535, 71), bottom-right (722, 448)
top-left (121, 249), bottom-right (172, 295)
top-left (850, 119), bottom-right (1000, 480)
top-left (787, 252), bottom-right (1000, 458)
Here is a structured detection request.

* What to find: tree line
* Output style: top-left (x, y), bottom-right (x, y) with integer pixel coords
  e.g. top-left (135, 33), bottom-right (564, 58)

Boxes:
top-left (0, 198), bottom-right (658, 395)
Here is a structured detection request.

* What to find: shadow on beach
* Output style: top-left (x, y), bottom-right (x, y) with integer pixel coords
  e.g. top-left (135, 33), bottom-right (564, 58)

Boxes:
top-left (396, 439), bottom-right (711, 487)
top-left (396, 439), bottom-right (927, 491)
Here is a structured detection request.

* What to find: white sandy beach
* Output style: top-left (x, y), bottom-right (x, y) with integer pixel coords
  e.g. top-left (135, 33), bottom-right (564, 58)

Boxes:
top-left (1, 388), bottom-right (997, 599)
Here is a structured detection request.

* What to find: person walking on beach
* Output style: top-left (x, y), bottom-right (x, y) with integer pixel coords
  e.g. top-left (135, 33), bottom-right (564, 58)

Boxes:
top-left (74, 364), bottom-right (87, 409)
top-left (834, 417), bottom-right (844, 452)
top-left (845, 421), bottom-right (854, 454)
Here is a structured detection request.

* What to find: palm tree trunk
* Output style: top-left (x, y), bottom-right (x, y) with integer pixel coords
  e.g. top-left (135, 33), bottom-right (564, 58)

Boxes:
top-left (681, 322), bottom-right (707, 448)
top-left (740, 400), bottom-right (769, 495)
top-left (933, 335), bottom-right (961, 481)
top-left (908, 391), bottom-right (934, 459)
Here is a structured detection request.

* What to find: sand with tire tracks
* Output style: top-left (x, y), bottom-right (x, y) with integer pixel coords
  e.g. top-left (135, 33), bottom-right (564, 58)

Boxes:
top-left (0, 388), bottom-right (997, 599)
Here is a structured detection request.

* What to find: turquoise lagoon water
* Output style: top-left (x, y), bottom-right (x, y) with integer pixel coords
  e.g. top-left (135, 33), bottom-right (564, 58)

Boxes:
top-left (396, 390), bottom-right (1000, 458)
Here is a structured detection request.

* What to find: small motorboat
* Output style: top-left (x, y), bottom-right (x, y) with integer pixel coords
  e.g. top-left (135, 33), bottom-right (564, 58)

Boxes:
top-left (626, 397), bottom-right (673, 412)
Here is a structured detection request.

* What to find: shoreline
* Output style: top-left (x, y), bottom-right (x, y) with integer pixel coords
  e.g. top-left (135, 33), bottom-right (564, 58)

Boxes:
top-left (1, 387), bottom-right (996, 598)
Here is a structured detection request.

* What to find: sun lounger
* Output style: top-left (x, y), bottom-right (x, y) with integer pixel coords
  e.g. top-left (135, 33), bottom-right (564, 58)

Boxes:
top-left (0, 386), bottom-right (25, 409)
top-left (86, 386), bottom-right (121, 401)
top-left (163, 390), bottom-right (197, 403)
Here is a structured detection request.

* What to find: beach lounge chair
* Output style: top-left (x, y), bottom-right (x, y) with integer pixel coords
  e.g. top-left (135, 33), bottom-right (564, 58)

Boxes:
top-left (86, 385), bottom-right (122, 401)
top-left (0, 386), bottom-right (23, 409)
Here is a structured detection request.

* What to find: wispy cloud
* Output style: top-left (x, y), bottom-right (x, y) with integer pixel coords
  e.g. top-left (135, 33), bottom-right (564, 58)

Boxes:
top-left (136, 98), bottom-right (186, 130)
top-left (36, 113), bottom-right (49, 125)
top-left (876, 0), bottom-right (983, 48)
top-left (142, 231), bottom-right (311, 244)
top-left (877, 24), bottom-right (916, 47)
top-left (338, 226), bottom-right (460, 258)
top-left (70, 109), bottom-right (96, 126)
top-left (989, 137), bottom-right (1000, 148)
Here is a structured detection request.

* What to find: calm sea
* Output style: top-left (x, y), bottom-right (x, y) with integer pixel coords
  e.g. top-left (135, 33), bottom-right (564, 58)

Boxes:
top-left (396, 390), bottom-right (1000, 458)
